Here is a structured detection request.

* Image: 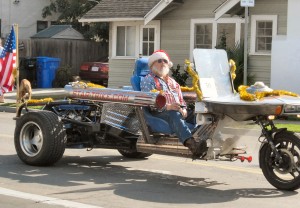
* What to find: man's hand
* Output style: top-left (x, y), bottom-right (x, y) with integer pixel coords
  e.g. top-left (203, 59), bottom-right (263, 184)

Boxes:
top-left (166, 103), bottom-right (187, 118)
top-left (179, 108), bottom-right (187, 118)
top-left (166, 103), bottom-right (181, 111)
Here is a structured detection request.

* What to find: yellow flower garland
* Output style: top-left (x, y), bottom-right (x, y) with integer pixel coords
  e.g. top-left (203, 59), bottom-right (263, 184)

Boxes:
top-left (230, 61), bottom-right (298, 101)
top-left (85, 82), bottom-right (105, 88)
top-left (71, 81), bottom-right (106, 89)
top-left (229, 59), bottom-right (236, 80)
top-left (27, 98), bottom-right (54, 104)
top-left (150, 89), bottom-right (165, 95)
top-left (238, 85), bottom-right (298, 101)
top-left (180, 60), bottom-right (203, 100)
top-left (180, 59), bottom-right (237, 101)
top-left (24, 82), bottom-right (105, 104)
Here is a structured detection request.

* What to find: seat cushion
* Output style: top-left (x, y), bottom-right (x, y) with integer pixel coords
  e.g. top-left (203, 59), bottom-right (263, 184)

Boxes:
top-left (130, 76), bottom-right (141, 91)
top-left (134, 57), bottom-right (150, 76)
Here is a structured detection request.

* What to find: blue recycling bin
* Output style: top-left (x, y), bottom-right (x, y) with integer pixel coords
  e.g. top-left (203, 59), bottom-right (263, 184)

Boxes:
top-left (36, 57), bottom-right (61, 88)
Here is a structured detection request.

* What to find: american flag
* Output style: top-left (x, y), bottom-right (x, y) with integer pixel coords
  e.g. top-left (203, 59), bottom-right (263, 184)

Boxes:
top-left (0, 26), bottom-right (16, 94)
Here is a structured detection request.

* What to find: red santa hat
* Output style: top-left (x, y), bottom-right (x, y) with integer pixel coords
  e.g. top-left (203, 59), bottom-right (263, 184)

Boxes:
top-left (148, 50), bottom-right (173, 68)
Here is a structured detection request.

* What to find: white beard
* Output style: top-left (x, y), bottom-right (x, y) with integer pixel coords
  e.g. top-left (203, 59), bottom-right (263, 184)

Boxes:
top-left (152, 65), bottom-right (170, 77)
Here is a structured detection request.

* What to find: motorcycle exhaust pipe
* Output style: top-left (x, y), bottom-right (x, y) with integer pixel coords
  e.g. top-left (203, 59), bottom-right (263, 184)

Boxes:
top-left (64, 84), bottom-right (166, 110)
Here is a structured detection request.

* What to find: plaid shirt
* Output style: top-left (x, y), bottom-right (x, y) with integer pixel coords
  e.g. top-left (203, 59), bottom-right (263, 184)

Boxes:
top-left (141, 72), bottom-right (186, 108)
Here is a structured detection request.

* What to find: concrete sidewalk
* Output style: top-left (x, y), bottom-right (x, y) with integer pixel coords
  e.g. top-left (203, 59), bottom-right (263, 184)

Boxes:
top-left (0, 88), bottom-right (65, 113)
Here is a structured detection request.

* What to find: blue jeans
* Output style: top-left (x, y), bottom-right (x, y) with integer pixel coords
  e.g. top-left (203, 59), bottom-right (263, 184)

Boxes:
top-left (151, 110), bottom-right (196, 144)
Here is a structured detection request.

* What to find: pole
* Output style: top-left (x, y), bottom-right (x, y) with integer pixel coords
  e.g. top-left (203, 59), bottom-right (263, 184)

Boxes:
top-left (14, 24), bottom-right (19, 108)
top-left (243, 6), bottom-right (248, 85)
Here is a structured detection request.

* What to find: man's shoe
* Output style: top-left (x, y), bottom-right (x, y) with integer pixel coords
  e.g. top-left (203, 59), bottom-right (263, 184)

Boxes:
top-left (184, 137), bottom-right (208, 158)
top-left (184, 137), bottom-right (198, 155)
top-left (196, 139), bottom-right (208, 156)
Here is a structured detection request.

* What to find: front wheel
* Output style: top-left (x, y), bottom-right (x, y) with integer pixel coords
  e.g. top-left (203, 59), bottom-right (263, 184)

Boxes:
top-left (259, 131), bottom-right (300, 190)
top-left (14, 111), bottom-right (66, 166)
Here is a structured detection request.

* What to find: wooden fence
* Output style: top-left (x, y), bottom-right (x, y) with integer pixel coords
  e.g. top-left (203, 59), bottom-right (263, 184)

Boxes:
top-left (18, 39), bottom-right (108, 75)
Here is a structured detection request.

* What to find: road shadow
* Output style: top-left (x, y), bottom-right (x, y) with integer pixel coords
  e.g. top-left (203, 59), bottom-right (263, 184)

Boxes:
top-left (0, 153), bottom-right (298, 205)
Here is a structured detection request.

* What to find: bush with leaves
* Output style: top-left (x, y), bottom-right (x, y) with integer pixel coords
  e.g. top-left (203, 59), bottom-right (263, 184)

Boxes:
top-left (170, 64), bottom-right (189, 86)
top-left (216, 32), bottom-right (254, 90)
top-left (53, 65), bottom-right (73, 87)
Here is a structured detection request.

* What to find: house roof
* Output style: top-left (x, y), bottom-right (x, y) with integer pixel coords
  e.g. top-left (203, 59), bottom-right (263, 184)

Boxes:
top-left (80, 0), bottom-right (160, 21)
top-left (31, 25), bottom-right (84, 39)
top-left (214, 0), bottom-right (245, 20)
top-left (79, 0), bottom-right (181, 24)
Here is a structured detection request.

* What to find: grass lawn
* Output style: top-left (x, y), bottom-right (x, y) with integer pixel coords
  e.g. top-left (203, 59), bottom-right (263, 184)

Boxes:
top-left (273, 123), bottom-right (300, 133)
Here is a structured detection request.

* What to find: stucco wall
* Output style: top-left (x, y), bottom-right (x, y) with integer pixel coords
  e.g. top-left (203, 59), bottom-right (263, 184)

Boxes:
top-left (271, 0), bottom-right (300, 94)
top-left (248, 0), bottom-right (288, 86)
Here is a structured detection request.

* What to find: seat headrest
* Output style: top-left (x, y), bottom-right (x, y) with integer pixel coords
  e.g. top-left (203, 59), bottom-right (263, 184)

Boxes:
top-left (134, 57), bottom-right (150, 76)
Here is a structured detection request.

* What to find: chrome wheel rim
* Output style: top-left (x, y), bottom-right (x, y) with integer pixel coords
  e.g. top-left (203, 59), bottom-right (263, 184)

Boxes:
top-left (20, 121), bottom-right (43, 157)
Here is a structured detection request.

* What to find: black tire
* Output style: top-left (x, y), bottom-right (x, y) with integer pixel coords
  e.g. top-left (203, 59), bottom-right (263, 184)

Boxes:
top-left (118, 149), bottom-right (152, 159)
top-left (14, 111), bottom-right (66, 166)
top-left (259, 131), bottom-right (300, 191)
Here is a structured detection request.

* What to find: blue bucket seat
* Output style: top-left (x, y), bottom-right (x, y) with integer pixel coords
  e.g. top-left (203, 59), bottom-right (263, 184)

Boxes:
top-left (130, 58), bottom-right (174, 134)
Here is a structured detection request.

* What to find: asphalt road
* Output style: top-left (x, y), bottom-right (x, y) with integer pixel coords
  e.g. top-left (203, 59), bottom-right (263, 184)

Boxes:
top-left (0, 112), bottom-right (299, 208)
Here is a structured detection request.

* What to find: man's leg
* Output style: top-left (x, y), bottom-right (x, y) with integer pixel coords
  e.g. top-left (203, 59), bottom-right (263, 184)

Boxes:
top-left (151, 110), bottom-right (207, 157)
top-left (152, 110), bottom-right (192, 144)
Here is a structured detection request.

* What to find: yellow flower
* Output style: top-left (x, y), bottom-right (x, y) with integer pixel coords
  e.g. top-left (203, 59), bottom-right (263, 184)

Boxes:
top-left (151, 89), bottom-right (159, 93)
top-left (151, 89), bottom-right (164, 95)
top-left (180, 60), bottom-right (203, 100)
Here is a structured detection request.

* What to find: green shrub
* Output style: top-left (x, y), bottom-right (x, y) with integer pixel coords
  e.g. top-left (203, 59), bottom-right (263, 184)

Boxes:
top-left (216, 32), bottom-right (255, 90)
top-left (170, 64), bottom-right (189, 86)
top-left (53, 65), bottom-right (73, 87)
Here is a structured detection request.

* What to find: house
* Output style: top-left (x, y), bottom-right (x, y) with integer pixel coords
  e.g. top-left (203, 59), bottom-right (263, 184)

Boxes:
top-left (80, 0), bottom-right (293, 91)
top-left (0, 0), bottom-right (58, 39)
top-left (31, 25), bottom-right (84, 40)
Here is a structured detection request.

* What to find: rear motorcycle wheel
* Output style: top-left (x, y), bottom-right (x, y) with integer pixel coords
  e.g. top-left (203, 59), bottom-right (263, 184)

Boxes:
top-left (260, 131), bottom-right (300, 191)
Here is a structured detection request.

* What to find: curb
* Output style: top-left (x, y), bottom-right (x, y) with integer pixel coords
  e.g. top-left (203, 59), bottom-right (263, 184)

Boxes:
top-left (0, 105), bottom-right (40, 114)
top-left (0, 106), bottom-right (17, 113)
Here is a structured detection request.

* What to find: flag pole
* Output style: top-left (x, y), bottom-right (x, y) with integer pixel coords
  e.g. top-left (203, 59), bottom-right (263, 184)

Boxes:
top-left (14, 24), bottom-right (19, 110)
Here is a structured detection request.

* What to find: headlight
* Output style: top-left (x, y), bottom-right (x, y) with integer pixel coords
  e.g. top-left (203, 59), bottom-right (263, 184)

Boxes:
top-left (284, 105), bottom-right (299, 113)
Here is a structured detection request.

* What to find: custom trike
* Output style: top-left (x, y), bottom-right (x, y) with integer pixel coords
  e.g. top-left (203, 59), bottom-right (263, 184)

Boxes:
top-left (14, 49), bottom-right (300, 191)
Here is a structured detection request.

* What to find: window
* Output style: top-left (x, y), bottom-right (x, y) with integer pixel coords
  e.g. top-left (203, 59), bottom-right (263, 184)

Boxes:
top-left (142, 28), bottom-right (155, 56)
top-left (250, 15), bottom-right (277, 55)
top-left (116, 26), bottom-right (136, 56)
top-left (195, 24), bottom-right (212, 49)
top-left (37, 21), bottom-right (48, 33)
top-left (190, 18), bottom-right (244, 60)
top-left (256, 21), bottom-right (273, 51)
top-left (216, 23), bottom-right (236, 49)
top-left (112, 21), bottom-right (160, 59)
